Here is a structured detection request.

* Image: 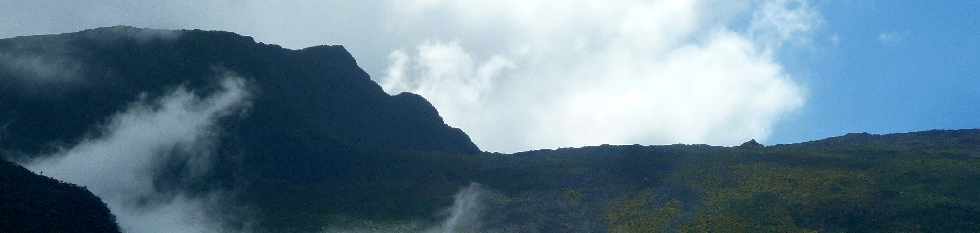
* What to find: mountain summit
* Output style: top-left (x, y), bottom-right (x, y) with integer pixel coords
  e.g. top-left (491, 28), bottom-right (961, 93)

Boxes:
top-left (738, 139), bottom-right (765, 149)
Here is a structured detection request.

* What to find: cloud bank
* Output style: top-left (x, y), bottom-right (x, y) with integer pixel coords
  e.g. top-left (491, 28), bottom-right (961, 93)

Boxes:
top-left (26, 77), bottom-right (250, 233)
top-left (2, 0), bottom-right (819, 152)
top-left (380, 0), bottom-right (816, 152)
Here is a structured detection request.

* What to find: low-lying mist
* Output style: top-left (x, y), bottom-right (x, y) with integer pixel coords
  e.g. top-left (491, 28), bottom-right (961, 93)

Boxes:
top-left (322, 183), bottom-right (493, 233)
top-left (25, 76), bottom-right (250, 233)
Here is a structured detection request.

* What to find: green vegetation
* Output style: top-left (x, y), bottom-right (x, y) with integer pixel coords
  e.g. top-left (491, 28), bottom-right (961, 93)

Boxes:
top-left (246, 130), bottom-right (980, 232)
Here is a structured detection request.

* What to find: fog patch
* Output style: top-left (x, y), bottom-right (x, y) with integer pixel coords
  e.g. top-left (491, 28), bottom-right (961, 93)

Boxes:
top-left (0, 52), bottom-right (83, 84)
top-left (322, 183), bottom-right (493, 233)
top-left (83, 26), bottom-right (184, 43)
top-left (1, 26), bottom-right (182, 87)
top-left (427, 183), bottom-right (487, 233)
top-left (26, 76), bottom-right (250, 233)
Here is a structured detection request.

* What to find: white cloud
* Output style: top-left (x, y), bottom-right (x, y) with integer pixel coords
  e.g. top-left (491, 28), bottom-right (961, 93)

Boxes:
top-left (380, 0), bottom-right (815, 152)
top-left (750, 0), bottom-right (821, 49)
top-left (381, 42), bottom-right (515, 134)
top-left (26, 76), bottom-right (250, 233)
top-left (1, 0), bottom-right (819, 153)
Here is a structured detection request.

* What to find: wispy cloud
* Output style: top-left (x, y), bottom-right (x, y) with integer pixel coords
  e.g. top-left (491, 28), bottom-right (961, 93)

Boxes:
top-left (427, 183), bottom-right (488, 233)
top-left (0, 52), bottom-right (84, 84)
top-left (0, 29), bottom-right (182, 89)
top-left (878, 31), bottom-right (908, 46)
top-left (750, 0), bottom-right (822, 49)
top-left (26, 76), bottom-right (250, 233)
top-left (321, 183), bottom-right (493, 233)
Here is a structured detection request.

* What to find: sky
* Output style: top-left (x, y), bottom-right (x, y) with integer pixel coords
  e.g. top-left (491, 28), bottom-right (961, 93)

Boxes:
top-left (1, 0), bottom-right (978, 152)
top-left (769, 1), bottom-right (980, 144)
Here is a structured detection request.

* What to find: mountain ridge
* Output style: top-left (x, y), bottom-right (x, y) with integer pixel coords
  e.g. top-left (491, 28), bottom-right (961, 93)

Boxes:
top-left (1, 27), bottom-right (979, 233)
top-left (0, 26), bottom-right (479, 156)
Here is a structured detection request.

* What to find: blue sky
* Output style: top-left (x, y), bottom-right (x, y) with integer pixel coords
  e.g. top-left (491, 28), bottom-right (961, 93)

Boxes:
top-left (770, 0), bottom-right (980, 144)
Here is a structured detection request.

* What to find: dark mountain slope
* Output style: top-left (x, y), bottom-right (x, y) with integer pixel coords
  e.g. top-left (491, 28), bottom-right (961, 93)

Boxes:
top-left (0, 26), bottom-right (478, 157)
top-left (0, 159), bottom-right (120, 233)
top-left (0, 26), bottom-right (478, 232)
top-left (460, 129), bottom-right (980, 232)
top-left (2, 27), bottom-right (979, 233)
top-left (230, 128), bottom-right (980, 232)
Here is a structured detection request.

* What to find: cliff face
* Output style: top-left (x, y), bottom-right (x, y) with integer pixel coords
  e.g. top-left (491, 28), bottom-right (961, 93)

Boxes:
top-left (0, 159), bottom-right (121, 233)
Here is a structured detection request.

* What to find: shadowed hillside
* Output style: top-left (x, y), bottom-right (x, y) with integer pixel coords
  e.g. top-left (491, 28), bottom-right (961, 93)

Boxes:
top-left (1, 27), bottom-right (979, 233)
top-left (0, 26), bottom-right (480, 232)
top-left (0, 26), bottom-right (478, 157)
top-left (0, 159), bottom-right (121, 233)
